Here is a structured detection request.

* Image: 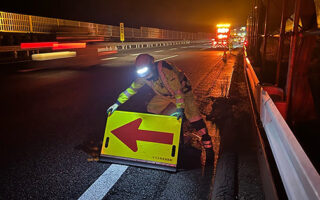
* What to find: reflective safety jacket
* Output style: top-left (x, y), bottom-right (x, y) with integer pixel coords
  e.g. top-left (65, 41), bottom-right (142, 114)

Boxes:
top-left (116, 61), bottom-right (192, 109)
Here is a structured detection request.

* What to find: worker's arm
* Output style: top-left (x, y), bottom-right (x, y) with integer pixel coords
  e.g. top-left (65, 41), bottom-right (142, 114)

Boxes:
top-left (162, 65), bottom-right (185, 119)
top-left (107, 78), bottom-right (145, 116)
top-left (116, 78), bottom-right (145, 105)
top-left (171, 79), bottom-right (185, 120)
top-left (163, 68), bottom-right (185, 109)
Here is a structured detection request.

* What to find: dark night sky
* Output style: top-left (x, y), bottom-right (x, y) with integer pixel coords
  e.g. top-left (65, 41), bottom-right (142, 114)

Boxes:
top-left (2, 0), bottom-right (250, 32)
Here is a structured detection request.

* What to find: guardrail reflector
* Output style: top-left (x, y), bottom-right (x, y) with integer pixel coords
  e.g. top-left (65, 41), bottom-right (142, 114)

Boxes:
top-left (100, 111), bottom-right (182, 172)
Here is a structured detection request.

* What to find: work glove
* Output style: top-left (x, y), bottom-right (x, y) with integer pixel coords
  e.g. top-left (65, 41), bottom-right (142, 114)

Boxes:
top-left (107, 103), bottom-right (120, 116)
top-left (170, 108), bottom-right (184, 120)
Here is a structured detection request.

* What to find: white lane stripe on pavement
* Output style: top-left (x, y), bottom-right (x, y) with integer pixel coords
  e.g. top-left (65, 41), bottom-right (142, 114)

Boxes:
top-left (155, 55), bottom-right (178, 62)
top-left (169, 48), bottom-right (177, 50)
top-left (154, 50), bottom-right (163, 52)
top-left (78, 164), bottom-right (128, 200)
top-left (131, 53), bottom-right (141, 56)
top-left (101, 57), bottom-right (118, 61)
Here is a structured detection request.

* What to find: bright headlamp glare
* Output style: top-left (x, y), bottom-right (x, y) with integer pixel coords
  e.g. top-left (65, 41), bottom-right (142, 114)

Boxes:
top-left (136, 66), bottom-right (149, 77)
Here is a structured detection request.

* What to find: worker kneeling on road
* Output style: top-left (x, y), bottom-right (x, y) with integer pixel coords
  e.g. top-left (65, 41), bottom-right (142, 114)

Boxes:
top-left (107, 54), bottom-right (213, 164)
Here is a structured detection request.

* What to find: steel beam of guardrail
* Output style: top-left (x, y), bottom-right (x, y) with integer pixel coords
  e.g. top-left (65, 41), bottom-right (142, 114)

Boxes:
top-left (97, 40), bottom-right (191, 52)
top-left (244, 47), bottom-right (320, 200)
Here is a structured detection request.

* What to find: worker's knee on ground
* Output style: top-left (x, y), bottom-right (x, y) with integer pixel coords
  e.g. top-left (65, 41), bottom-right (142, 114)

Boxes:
top-left (147, 102), bottom-right (173, 114)
top-left (147, 104), bottom-right (154, 113)
top-left (147, 104), bottom-right (160, 114)
top-left (183, 93), bottom-right (201, 120)
top-left (147, 95), bottom-right (173, 114)
top-left (161, 103), bottom-right (177, 115)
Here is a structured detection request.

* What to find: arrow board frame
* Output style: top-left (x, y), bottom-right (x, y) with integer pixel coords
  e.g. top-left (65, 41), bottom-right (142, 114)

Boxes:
top-left (100, 111), bottom-right (182, 172)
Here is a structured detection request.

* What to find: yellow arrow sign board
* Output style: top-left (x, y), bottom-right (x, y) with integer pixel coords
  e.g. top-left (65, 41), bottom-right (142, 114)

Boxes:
top-left (100, 111), bottom-right (182, 172)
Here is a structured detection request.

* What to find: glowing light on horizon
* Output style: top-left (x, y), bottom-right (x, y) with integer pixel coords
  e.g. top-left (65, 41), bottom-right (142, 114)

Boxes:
top-left (216, 24), bottom-right (231, 28)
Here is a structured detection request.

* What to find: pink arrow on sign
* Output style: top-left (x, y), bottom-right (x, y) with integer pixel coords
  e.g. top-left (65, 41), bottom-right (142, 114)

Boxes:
top-left (111, 118), bottom-right (174, 152)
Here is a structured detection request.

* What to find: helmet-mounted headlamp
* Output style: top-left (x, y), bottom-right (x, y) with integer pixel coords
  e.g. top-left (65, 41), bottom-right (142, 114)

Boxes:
top-left (135, 54), bottom-right (155, 78)
top-left (136, 65), bottom-right (150, 77)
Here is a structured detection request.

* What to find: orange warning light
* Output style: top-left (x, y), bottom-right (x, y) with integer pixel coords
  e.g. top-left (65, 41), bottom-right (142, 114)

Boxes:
top-left (217, 28), bottom-right (230, 33)
top-left (217, 34), bottom-right (228, 39)
top-left (216, 24), bottom-right (231, 28)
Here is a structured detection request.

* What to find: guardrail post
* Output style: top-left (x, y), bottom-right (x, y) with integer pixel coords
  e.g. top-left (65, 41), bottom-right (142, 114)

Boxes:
top-left (285, 0), bottom-right (301, 119)
top-left (262, 0), bottom-right (270, 69)
top-left (249, 4), bottom-right (254, 52)
top-left (276, 0), bottom-right (287, 86)
top-left (253, 0), bottom-right (261, 60)
top-left (29, 16), bottom-right (33, 33)
top-left (0, 12), bottom-right (3, 32)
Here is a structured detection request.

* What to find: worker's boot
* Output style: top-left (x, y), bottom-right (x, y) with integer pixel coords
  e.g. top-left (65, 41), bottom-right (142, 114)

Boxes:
top-left (201, 134), bottom-right (214, 166)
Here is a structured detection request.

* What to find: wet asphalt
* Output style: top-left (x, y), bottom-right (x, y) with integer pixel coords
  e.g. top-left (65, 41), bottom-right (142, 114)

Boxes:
top-left (0, 43), bottom-right (226, 199)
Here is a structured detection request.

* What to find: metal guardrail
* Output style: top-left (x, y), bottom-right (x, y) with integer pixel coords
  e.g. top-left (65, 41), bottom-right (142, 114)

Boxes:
top-left (244, 48), bottom-right (320, 200)
top-left (97, 40), bottom-right (191, 52)
top-left (0, 11), bottom-right (212, 40)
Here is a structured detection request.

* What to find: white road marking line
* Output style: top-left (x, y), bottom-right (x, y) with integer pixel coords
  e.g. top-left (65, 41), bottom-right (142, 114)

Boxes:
top-left (155, 55), bottom-right (179, 62)
top-left (78, 164), bottom-right (128, 200)
top-left (169, 48), bottom-right (177, 50)
top-left (101, 57), bottom-right (118, 61)
top-left (131, 53), bottom-right (141, 56)
top-left (154, 50), bottom-right (163, 52)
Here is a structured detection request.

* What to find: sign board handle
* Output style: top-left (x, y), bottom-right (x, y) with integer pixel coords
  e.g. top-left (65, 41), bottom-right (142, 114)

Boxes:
top-left (171, 145), bottom-right (176, 157)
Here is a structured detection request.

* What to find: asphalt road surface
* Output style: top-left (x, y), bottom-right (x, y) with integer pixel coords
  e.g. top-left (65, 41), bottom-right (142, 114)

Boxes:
top-left (0, 43), bottom-right (228, 199)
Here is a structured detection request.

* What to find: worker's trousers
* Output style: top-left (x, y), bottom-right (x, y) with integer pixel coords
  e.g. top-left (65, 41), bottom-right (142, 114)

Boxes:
top-left (147, 91), bottom-right (206, 134)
